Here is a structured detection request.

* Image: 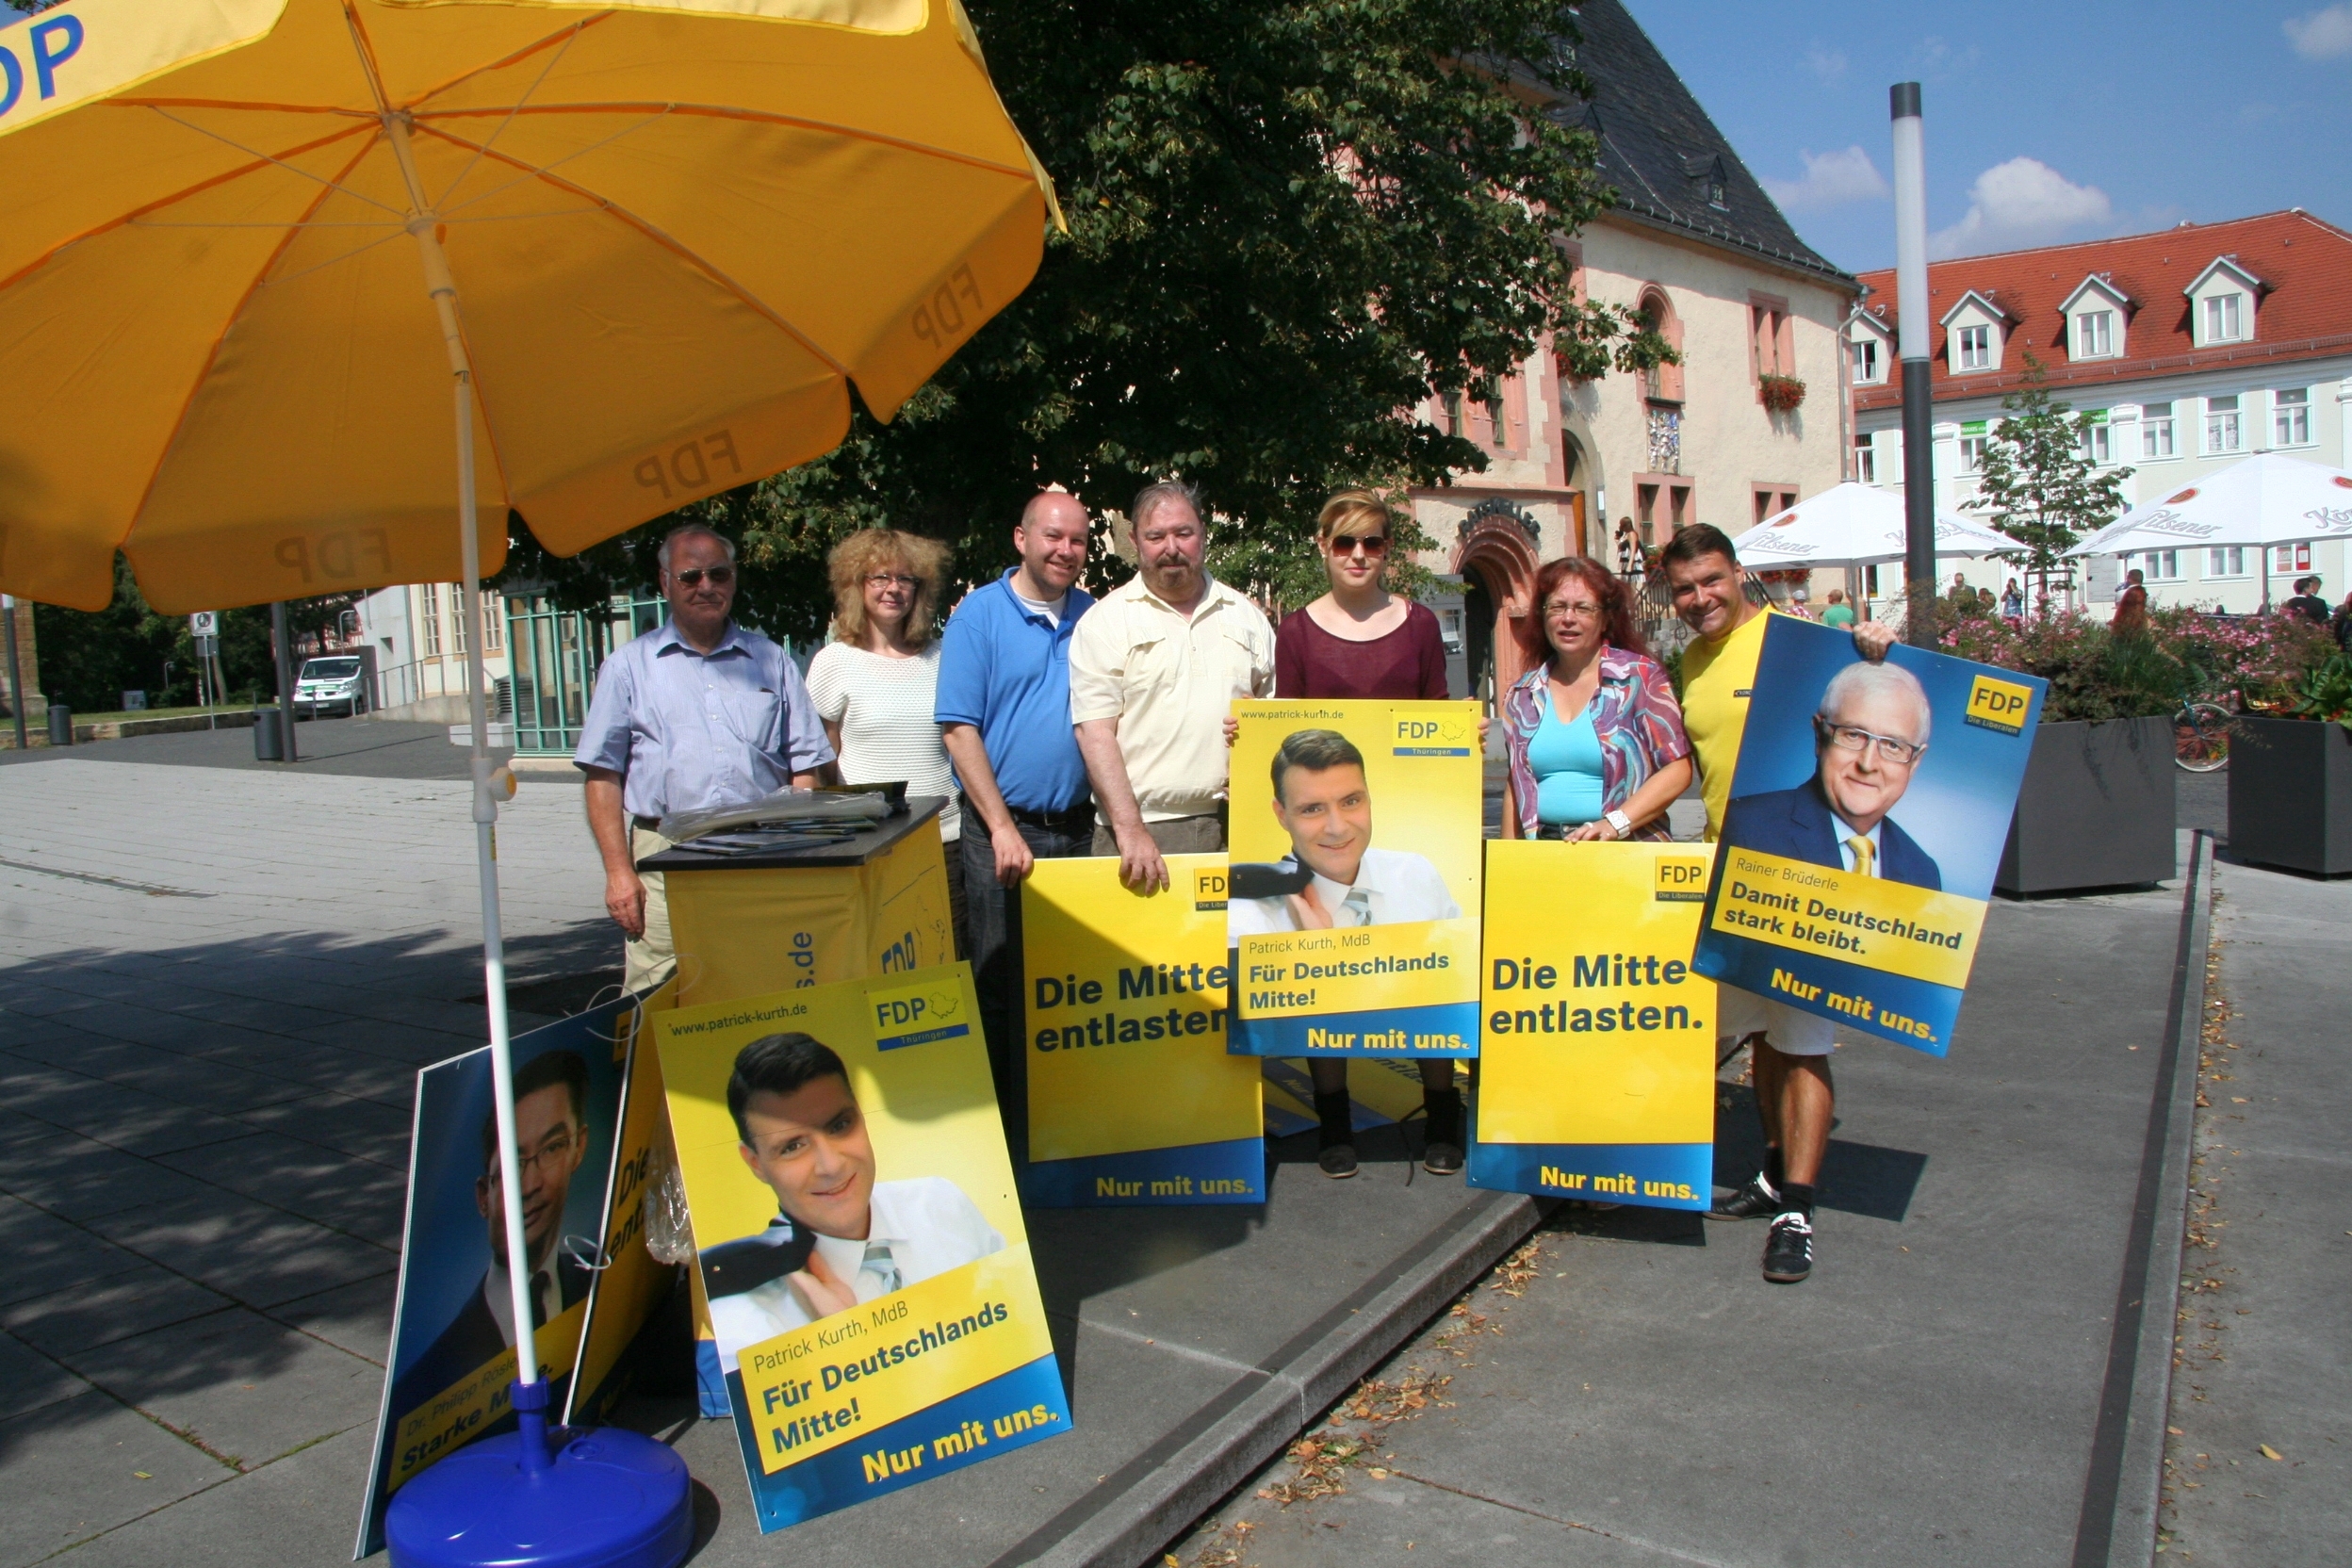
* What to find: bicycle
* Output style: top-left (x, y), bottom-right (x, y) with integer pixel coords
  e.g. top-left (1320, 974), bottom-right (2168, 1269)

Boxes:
top-left (2173, 695), bottom-right (2234, 773)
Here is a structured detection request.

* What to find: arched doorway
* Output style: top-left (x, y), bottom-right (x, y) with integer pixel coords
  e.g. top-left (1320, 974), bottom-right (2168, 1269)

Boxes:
top-left (1452, 500), bottom-right (1544, 711)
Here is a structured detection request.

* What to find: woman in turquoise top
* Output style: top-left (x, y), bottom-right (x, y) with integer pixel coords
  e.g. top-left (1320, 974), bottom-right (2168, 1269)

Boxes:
top-left (1500, 557), bottom-right (1693, 841)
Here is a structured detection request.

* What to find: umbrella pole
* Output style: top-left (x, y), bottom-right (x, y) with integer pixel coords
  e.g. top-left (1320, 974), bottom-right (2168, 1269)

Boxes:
top-left (384, 118), bottom-right (545, 1448)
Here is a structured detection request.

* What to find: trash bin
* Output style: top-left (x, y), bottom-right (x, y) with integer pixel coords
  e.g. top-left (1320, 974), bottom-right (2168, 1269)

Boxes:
top-left (47, 705), bottom-right (72, 747)
top-left (253, 706), bottom-right (284, 760)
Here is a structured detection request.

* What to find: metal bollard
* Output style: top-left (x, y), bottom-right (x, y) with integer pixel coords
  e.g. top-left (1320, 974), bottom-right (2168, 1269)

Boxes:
top-left (47, 705), bottom-right (71, 746)
top-left (253, 705), bottom-right (284, 761)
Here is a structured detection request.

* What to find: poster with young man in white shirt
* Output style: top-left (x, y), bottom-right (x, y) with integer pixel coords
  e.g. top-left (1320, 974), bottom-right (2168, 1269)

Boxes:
top-left (1227, 707), bottom-right (1482, 1059)
top-left (652, 964), bottom-right (1067, 1533)
top-left (1693, 616), bottom-right (2046, 1058)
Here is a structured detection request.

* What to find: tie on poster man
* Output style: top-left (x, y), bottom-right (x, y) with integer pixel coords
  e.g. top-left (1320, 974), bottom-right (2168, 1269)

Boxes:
top-left (1691, 618), bottom-right (2048, 1055)
top-left (1226, 700), bottom-right (1484, 1059)
top-left (1020, 854), bottom-right (1265, 1205)
top-left (650, 964), bottom-right (1069, 1534)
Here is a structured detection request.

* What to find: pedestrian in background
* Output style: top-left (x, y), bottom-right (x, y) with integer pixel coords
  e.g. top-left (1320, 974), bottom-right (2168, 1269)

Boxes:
top-left (1071, 480), bottom-right (1276, 891)
top-left (807, 529), bottom-right (963, 951)
top-left (1272, 489), bottom-right (1461, 1177)
top-left (2333, 590), bottom-right (2352, 651)
top-left (577, 524), bottom-right (833, 992)
top-left (1662, 524), bottom-right (1894, 1286)
top-left (1498, 557), bottom-right (1690, 846)
top-left (2001, 578), bottom-right (2025, 621)
top-left (2284, 576), bottom-right (2330, 627)
top-left (1819, 588), bottom-right (1855, 629)
top-left (2112, 567), bottom-right (2148, 636)
top-left (936, 491), bottom-right (1098, 1138)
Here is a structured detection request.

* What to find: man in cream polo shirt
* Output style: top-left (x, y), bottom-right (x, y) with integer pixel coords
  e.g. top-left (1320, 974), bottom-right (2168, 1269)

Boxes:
top-left (1070, 480), bottom-right (1276, 893)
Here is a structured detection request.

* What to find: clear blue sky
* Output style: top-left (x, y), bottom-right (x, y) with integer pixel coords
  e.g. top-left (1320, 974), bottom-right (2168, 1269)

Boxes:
top-left (1622, 0), bottom-right (2352, 272)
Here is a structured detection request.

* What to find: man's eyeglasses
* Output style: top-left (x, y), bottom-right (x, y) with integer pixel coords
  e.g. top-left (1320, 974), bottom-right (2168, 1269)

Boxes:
top-left (865, 573), bottom-right (920, 590)
top-left (671, 565), bottom-right (735, 588)
top-left (1328, 533), bottom-right (1388, 557)
top-left (1816, 719), bottom-right (1925, 765)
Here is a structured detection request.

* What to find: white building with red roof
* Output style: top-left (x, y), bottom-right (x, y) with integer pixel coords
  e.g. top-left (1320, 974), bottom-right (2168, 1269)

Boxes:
top-left (1850, 209), bottom-right (2352, 612)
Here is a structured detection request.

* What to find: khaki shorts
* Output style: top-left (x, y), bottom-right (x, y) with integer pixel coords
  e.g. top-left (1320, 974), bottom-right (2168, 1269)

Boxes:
top-left (1091, 812), bottom-right (1227, 857)
top-left (624, 825), bottom-right (676, 994)
top-left (1718, 985), bottom-right (1837, 1056)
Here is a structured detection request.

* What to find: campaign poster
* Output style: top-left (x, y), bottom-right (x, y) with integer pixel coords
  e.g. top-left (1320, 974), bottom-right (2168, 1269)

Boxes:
top-left (565, 977), bottom-right (683, 1428)
top-left (1020, 855), bottom-right (1265, 1205)
top-left (1227, 699), bottom-right (1482, 1058)
top-left (651, 964), bottom-right (1069, 1532)
top-left (1691, 616), bottom-right (2047, 1056)
top-left (353, 997), bottom-right (632, 1559)
top-left (1467, 841), bottom-right (1716, 1210)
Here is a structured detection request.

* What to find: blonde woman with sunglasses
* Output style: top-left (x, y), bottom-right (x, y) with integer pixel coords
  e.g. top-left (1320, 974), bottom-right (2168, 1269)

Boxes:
top-left (1271, 490), bottom-right (1461, 1178)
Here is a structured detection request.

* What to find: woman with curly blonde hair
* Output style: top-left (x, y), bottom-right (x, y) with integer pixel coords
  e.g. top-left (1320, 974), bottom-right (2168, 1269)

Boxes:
top-left (805, 528), bottom-right (966, 946)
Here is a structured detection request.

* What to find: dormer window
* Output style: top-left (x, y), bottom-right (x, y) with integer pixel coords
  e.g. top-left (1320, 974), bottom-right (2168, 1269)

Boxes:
top-left (2184, 257), bottom-right (2263, 348)
top-left (1846, 311), bottom-right (1893, 386)
top-left (2203, 293), bottom-right (2243, 342)
top-left (2060, 275), bottom-right (2132, 363)
top-left (1939, 289), bottom-right (2009, 375)
top-left (1707, 177), bottom-right (1728, 211)
top-left (2074, 310), bottom-right (2113, 359)
top-left (1851, 337), bottom-right (1881, 384)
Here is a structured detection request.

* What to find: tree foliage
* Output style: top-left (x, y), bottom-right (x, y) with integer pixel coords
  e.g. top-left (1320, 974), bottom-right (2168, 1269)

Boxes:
top-left (500, 0), bottom-right (1658, 636)
top-left (30, 558), bottom-right (354, 714)
top-left (1965, 354), bottom-right (2133, 608)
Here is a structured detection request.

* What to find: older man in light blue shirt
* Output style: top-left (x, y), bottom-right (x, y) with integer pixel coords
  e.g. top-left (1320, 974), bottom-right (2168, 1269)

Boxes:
top-left (576, 524), bottom-right (833, 990)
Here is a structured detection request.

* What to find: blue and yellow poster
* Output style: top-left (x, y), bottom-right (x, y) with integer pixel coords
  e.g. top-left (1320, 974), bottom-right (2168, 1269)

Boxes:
top-left (1468, 841), bottom-right (1717, 1209)
top-left (1021, 855), bottom-right (1265, 1204)
top-left (353, 995), bottom-right (635, 1559)
top-left (651, 965), bottom-right (1068, 1531)
top-left (1691, 616), bottom-right (2047, 1057)
top-left (1227, 699), bottom-right (1482, 1058)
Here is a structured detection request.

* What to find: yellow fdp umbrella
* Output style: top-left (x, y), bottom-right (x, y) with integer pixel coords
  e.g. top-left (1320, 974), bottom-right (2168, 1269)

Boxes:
top-left (0, 4), bottom-right (1053, 1541)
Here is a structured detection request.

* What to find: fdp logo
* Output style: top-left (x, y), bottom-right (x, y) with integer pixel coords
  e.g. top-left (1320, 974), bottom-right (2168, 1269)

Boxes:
top-left (1653, 858), bottom-right (1708, 902)
top-left (871, 982), bottom-right (970, 1051)
top-left (1194, 869), bottom-right (1228, 911)
top-left (1393, 717), bottom-right (1471, 756)
top-left (1964, 674), bottom-right (2034, 736)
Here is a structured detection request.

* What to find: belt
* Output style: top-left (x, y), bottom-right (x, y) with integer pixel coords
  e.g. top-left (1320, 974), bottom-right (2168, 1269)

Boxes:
top-left (1007, 803), bottom-right (1095, 831)
top-left (1533, 821), bottom-right (1588, 841)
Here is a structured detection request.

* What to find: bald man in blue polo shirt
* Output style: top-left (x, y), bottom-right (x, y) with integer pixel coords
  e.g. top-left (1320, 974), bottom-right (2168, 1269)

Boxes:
top-left (936, 492), bottom-right (1096, 1137)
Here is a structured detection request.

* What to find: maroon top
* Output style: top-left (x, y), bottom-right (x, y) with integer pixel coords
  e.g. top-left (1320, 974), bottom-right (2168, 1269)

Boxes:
top-left (1275, 601), bottom-right (1452, 700)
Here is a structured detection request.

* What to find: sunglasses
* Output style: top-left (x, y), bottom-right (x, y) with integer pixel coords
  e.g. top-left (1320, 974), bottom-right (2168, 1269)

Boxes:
top-left (1328, 533), bottom-right (1389, 557)
top-left (671, 565), bottom-right (735, 587)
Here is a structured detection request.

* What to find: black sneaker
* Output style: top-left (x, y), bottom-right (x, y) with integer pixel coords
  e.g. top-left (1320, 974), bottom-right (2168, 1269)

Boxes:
top-left (1319, 1143), bottom-right (1360, 1178)
top-left (1707, 1175), bottom-right (1781, 1221)
top-left (1421, 1089), bottom-right (1464, 1176)
top-left (1761, 1211), bottom-right (1814, 1283)
top-left (1314, 1090), bottom-right (1357, 1180)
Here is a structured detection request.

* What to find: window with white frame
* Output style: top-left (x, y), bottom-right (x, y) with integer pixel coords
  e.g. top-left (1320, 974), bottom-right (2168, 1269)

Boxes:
top-left (2202, 292), bottom-right (2244, 343)
top-left (418, 583), bottom-right (443, 657)
top-left (2273, 387), bottom-right (2311, 447)
top-left (2272, 543), bottom-right (2311, 574)
top-left (1958, 428), bottom-right (1988, 473)
top-left (2206, 547), bottom-right (2247, 579)
top-left (449, 583), bottom-right (468, 658)
top-left (2074, 310), bottom-right (2114, 359)
top-left (2141, 402), bottom-right (2176, 458)
top-left (2130, 549), bottom-right (2182, 581)
top-left (1850, 337), bottom-right (1881, 384)
top-left (1854, 433), bottom-right (1876, 484)
top-left (482, 592), bottom-right (504, 653)
top-left (2080, 414), bottom-right (2111, 465)
top-left (2205, 395), bottom-right (2243, 453)
top-left (1955, 324), bottom-right (1993, 371)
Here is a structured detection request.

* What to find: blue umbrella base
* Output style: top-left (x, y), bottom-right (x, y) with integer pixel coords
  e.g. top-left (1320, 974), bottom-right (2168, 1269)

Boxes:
top-left (386, 1425), bottom-right (693, 1568)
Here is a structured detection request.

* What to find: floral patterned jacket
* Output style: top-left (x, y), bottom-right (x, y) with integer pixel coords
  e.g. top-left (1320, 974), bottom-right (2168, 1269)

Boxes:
top-left (1500, 646), bottom-right (1692, 841)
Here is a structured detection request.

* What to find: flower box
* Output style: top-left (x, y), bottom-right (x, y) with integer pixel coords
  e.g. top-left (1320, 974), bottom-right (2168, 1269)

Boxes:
top-left (1757, 373), bottom-right (1805, 413)
top-left (1995, 716), bottom-right (2176, 896)
top-left (2228, 716), bottom-right (2352, 875)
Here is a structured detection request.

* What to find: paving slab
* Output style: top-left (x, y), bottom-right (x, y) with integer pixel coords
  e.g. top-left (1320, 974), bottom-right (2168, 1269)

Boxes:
top-left (264, 1274), bottom-right (398, 1366)
top-left (0, 1386), bottom-right (236, 1566)
top-left (33, 1421), bottom-right (379, 1568)
top-left (0, 1331), bottom-right (90, 1424)
top-left (2156, 856), bottom-right (2352, 1565)
top-left (83, 1191), bottom-right (395, 1310)
top-left (1, 1265), bottom-right (237, 1359)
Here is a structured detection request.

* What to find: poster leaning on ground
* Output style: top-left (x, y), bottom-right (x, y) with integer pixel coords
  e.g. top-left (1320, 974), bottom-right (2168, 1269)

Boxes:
top-left (1020, 854), bottom-right (1264, 1205)
top-left (1691, 617), bottom-right (2048, 1056)
top-left (651, 964), bottom-right (1069, 1532)
top-left (354, 994), bottom-right (637, 1559)
top-left (1469, 841), bottom-right (1717, 1210)
top-left (1226, 698), bottom-right (1483, 1060)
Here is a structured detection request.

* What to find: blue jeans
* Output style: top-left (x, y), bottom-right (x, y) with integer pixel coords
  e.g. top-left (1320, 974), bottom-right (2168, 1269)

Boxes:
top-left (960, 815), bottom-right (1093, 1158)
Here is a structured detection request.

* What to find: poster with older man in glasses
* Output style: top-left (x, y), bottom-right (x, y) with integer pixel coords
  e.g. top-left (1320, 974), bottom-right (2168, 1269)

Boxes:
top-left (1690, 617), bottom-right (2046, 1057)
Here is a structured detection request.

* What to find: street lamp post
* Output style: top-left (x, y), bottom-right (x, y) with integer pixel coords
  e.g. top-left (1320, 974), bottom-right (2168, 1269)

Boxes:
top-left (1890, 82), bottom-right (1936, 646)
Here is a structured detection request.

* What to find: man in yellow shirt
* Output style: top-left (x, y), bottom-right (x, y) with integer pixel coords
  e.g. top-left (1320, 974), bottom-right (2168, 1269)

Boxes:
top-left (1663, 524), bottom-right (1893, 1285)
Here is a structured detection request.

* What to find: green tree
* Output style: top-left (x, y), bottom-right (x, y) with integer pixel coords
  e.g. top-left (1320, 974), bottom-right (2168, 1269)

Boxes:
top-left (1966, 354), bottom-right (2133, 613)
top-left (499, 0), bottom-right (1667, 637)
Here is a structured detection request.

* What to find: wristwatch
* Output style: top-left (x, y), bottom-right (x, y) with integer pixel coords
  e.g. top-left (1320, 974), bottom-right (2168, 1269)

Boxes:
top-left (1604, 808), bottom-right (1633, 838)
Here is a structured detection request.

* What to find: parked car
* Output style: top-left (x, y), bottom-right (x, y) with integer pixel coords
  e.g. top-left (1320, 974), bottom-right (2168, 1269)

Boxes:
top-left (294, 652), bottom-right (373, 718)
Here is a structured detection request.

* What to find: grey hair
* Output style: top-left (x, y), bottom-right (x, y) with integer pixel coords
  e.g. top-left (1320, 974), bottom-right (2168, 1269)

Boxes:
top-left (657, 523), bottom-right (738, 576)
top-left (1130, 479), bottom-right (1204, 533)
top-left (1818, 661), bottom-right (1932, 745)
